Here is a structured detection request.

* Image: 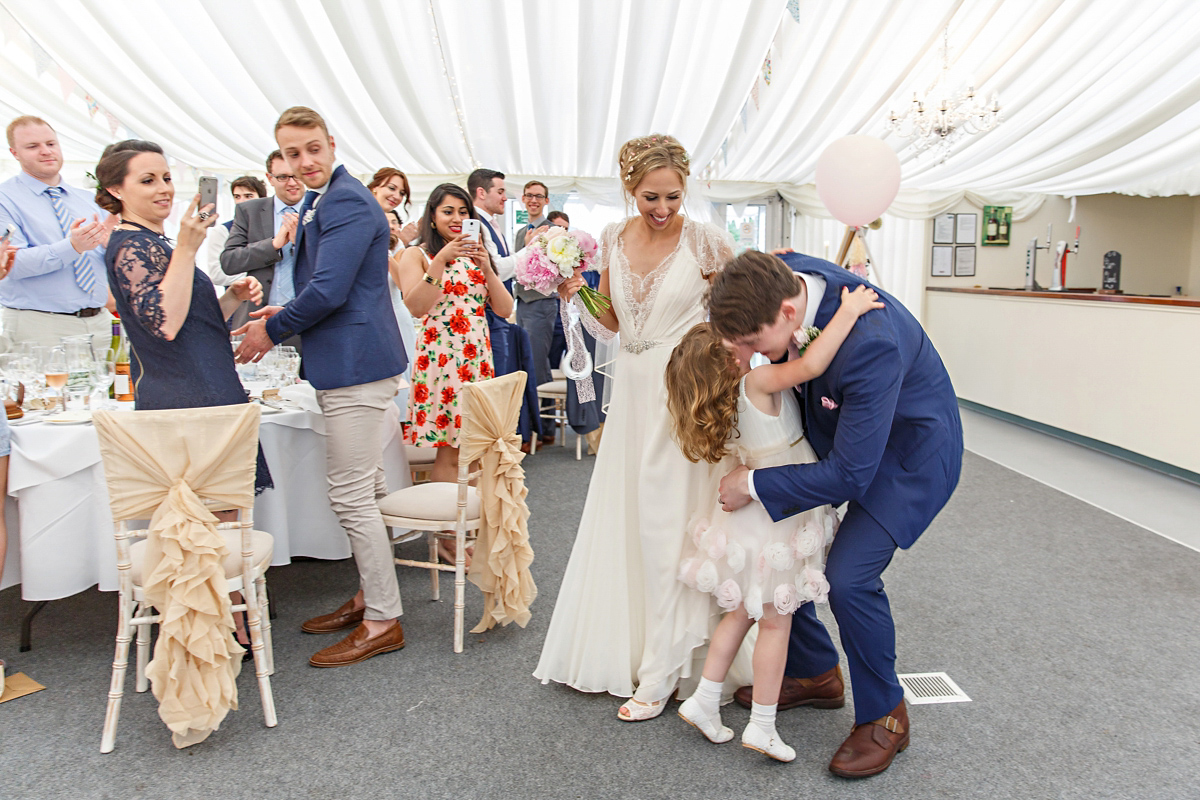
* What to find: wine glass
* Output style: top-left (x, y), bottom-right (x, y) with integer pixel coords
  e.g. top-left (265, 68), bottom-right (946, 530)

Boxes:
top-left (90, 348), bottom-right (116, 410)
top-left (43, 346), bottom-right (68, 411)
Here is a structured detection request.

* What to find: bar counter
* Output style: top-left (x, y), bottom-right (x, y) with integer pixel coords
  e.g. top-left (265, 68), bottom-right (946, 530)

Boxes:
top-left (924, 287), bottom-right (1200, 477)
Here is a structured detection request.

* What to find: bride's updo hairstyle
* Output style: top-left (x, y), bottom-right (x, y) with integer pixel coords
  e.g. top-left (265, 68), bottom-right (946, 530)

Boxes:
top-left (617, 134), bottom-right (691, 196)
top-left (665, 322), bottom-right (741, 464)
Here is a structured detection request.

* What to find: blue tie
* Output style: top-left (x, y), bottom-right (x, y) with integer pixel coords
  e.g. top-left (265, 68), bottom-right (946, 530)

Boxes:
top-left (46, 186), bottom-right (97, 295)
top-left (271, 206), bottom-right (299, 305)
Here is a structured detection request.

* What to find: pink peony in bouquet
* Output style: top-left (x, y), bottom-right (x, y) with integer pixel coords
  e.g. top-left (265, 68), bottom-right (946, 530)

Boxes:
top-left (515, 226), bottom-right (611, 317)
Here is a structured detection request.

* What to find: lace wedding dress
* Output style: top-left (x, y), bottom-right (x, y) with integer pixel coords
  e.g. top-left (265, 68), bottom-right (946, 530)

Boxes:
top-left (534, 217), bottom-right (752, 703)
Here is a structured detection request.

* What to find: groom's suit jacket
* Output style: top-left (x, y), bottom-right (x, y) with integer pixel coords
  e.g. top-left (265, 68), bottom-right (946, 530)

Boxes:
top-left (754, 255), bottom-right (963, 548)
top-left (264, 165), bottom-right (406, 391)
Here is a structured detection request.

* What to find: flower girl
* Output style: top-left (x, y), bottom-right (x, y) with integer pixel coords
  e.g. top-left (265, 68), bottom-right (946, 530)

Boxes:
top-left (664, 284), bottom-right (882, 762)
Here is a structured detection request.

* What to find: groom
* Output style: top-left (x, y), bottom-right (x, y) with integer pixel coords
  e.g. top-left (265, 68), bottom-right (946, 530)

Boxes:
top-left (707, 250), bottom-right (963, 778)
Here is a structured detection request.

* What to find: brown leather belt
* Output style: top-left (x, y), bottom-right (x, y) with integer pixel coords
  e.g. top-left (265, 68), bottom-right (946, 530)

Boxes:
top-left (14, 307), bottom-right (103, 318)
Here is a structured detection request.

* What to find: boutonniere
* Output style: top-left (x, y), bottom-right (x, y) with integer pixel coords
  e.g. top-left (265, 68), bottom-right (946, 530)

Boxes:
top-left (794, 326), bottom-right (821, 358)
top-left (303, 209), bottom-right (315, 225)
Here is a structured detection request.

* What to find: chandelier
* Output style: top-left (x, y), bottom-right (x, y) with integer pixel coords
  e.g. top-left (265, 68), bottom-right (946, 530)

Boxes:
top-left (886, 28), bottom-right (1001, 161)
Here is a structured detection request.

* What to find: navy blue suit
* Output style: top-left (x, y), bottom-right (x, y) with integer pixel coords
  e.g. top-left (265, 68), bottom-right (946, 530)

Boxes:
top-left (753, 254), bottom-right (963, 723)
top-left (265, 165), bottom-right (406, 388)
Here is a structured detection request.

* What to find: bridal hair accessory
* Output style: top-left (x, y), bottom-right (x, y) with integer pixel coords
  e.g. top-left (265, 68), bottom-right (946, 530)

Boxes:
top-left (515, 226), bottom-right (609, 401)
top-left (619, 134), bottom-right (691, 183)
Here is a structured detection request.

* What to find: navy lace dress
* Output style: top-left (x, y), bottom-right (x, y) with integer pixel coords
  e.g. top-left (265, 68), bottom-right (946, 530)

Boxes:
top-left (106, 225), bottom-right (272, 492)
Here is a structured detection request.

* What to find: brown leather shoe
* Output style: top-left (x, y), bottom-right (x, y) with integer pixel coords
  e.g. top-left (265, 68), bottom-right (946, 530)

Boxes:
top-left (301, 598), bottom-right (365, 634)
top-left (734, 665), bottom-right (845, 710)
top-left (308, 621), bottom-right (405, 668)
top-left (828, 700), bottom-right (909, 778)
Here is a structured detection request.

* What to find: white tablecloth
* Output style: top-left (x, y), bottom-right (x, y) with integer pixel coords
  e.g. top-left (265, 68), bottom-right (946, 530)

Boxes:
top-left (0, 389), bottom-right (411, 601)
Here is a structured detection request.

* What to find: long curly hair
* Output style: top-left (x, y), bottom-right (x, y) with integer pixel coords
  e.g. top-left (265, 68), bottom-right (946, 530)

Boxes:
top-left (665, 323), bottom-right (741, 464)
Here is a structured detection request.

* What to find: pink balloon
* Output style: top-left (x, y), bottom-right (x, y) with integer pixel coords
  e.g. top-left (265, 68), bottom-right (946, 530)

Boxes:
top-left (815, 136), bottom-right (902, 227)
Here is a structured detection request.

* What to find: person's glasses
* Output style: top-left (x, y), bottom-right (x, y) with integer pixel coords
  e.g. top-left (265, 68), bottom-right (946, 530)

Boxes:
top-left (271, 173), bottom-right (300, 184)
top-left (523, 193), bottom-right (547, 201)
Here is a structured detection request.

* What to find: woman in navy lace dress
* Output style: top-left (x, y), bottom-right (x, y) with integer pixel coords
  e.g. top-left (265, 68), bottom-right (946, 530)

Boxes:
top-left (95, 141), bottom-right (270, 489)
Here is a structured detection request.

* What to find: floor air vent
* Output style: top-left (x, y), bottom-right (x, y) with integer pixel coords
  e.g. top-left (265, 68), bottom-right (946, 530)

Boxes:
top-left (897, 672), bottom-right (971, 705)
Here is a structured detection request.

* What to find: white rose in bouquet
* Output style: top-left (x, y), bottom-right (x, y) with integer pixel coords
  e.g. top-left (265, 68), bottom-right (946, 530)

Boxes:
top-left (546, 232), bottom-right (582, 275)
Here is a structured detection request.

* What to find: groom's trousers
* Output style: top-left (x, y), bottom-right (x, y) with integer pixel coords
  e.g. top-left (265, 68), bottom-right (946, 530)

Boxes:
top-left (785, 503), bottom-right (905, 724)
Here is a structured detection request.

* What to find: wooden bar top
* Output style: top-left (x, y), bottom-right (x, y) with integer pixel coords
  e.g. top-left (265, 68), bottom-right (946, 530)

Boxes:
top-left (926, 286), bottom-right (1200, 308)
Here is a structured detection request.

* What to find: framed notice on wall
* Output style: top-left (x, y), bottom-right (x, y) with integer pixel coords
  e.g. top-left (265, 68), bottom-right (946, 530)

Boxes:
top-left (931, 245), bottom-right (953, 277)
top-left (955, 213), bottom-right (977, 245)
top-left (953, 246), bottom-right (976, 277)
top-left (933, 213), bottom-right (955, 244)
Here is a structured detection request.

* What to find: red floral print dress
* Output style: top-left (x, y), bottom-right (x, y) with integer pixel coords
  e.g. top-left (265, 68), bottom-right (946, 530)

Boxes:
top-left (407, 255), bottom-right (494, 447)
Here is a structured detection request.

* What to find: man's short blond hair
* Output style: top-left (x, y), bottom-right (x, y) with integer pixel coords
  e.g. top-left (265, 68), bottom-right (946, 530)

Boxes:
top-left (274, 106), bottom-right (328, 136)
top-left (6, 115), bottom-right (53, 148)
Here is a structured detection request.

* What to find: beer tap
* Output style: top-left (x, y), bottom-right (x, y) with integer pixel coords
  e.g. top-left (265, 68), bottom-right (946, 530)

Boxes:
top-left (1024, 224), bottom-right (1052, 291)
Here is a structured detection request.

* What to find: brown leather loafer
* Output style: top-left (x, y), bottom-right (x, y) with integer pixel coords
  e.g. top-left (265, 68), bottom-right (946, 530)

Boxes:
top-left (308, 621), bottom-right (405, 668)
top-left (301, 598), bottom-right (365, 634)
top-left (828, 700), bottom-right (909, 778)
top-left (734, 665), bottom-right (845, 710)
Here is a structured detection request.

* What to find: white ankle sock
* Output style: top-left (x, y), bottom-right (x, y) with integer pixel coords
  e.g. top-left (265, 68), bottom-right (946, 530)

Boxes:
top-left (691, 677), bottom-right (724, 718)
top-left (749, 701), bottom-right (778, 736)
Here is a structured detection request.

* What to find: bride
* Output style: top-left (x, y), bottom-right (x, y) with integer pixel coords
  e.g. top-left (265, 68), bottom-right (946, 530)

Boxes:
top-left (534, 134), bottom-right (747, 720)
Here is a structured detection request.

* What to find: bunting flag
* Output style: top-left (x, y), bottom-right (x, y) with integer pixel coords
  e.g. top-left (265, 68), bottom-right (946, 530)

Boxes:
top-left (84, 94), bottom-right (99, 118)
top-left (56, 66), bottom-right (75, 101)
top-left (762, 53), bottom-right (772, 86)
top-left (751, 82), bottom-right (760, 110)
top-left (30, 40), bottom-right (54, 75)
top-left (786, 0), bottom-right (800, 24)
top-left (104, 110), bottom-right (119, 136)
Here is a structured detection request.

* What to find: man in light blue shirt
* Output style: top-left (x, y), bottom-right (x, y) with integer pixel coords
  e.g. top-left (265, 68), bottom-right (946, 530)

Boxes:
top-left (0, 115), bottom-right (114, 351)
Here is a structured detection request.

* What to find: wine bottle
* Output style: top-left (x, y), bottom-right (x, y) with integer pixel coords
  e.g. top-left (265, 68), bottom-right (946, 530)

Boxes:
top-left (108, 319), bottom-right (121, 398)
top-left (998, 213), bottom-right (1008, 242)
top-left (114, 324), bottom-right (133, 402)
top-left (986, 213), bottom-right (998, 242)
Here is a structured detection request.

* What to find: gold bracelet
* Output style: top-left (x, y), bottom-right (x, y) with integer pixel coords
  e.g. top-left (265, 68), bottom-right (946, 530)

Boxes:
top-left (422, 272), bottom-right (437, 286)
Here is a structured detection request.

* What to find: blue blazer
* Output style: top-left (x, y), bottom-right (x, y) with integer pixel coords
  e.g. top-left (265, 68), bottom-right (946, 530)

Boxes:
top-left (753, 255), bottom-right (963, 549)
top-left (265, 165), bottom-right (407, 390)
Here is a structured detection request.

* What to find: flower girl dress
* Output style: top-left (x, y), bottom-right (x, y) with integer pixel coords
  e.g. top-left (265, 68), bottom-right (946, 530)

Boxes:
top-left (678, 376), bottom-right (836, 618)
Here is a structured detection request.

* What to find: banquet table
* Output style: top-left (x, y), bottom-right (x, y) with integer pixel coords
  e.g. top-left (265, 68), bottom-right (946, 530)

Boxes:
top-left (0, 387), bottom-right (411, 602)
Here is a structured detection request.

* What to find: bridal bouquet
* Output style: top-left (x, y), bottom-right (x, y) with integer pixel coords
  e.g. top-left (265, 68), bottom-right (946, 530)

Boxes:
top-left (515, 227), bottom-right (611, 317)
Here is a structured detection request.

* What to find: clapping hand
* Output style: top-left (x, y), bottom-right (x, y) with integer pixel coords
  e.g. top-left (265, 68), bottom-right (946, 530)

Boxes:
top-left (69, 215), bottom-right (109, 253)
top-left (398, 221), bottom-right (419, 246)
top-left (524, 224), bottom-right (549, 247)
top-left (228, 275), bottom-right (263, 305)
top-left (272, 212), bottom-right (299, 249)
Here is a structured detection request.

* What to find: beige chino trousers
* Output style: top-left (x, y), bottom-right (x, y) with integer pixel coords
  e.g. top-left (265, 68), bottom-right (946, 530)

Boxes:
top-left (315, 373), bottom-right (404, 620)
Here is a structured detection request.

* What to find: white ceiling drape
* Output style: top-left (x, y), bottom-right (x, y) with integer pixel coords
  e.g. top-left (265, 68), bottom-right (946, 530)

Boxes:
top-left (2, 0), bottom-right (1199, 203)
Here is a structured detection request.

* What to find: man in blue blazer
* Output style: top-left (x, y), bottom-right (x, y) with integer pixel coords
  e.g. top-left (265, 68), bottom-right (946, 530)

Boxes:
top-left (707, 250), bottom-right (962, 777)
top-left (235, 106), bottom-right (408, 668)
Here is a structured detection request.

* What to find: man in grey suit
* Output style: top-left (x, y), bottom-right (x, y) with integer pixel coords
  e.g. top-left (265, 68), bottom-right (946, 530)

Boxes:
top-left (221, 149), bottom-right (306, 338)
top-left (512, 180), bottom-right (557, 446)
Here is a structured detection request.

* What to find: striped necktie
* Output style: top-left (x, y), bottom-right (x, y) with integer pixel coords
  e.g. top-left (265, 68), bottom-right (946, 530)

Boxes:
top-left (45, 186), bottom-right (97, 295)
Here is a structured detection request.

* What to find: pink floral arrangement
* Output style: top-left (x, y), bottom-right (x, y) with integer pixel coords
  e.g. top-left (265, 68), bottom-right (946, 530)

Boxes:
top-left (515, 226), bottom-right (610, 317)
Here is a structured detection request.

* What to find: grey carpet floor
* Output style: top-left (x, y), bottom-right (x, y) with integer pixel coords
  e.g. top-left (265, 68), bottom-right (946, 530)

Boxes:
top-left (1, 447), bottom-right (1198, 800)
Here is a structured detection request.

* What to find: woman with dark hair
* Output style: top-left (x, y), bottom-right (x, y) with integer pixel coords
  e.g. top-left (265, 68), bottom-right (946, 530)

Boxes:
top-left (395, 183), bottom-right (512, 563)
top-left (96, 140), bottom-right (269, 648)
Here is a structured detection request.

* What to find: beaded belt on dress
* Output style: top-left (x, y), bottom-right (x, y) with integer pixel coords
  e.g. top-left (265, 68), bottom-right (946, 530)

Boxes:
top-left (622, 339), bottom-right (662, 354)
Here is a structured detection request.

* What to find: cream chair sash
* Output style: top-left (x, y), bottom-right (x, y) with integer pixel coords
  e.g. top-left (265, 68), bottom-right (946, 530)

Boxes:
top-left (460, 373), bottom-right (538, 631)
top-left (94, 404), bottom-right (261, 749)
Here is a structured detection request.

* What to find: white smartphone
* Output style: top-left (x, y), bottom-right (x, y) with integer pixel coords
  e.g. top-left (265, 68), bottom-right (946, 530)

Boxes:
top-left (460, 218), bottom-right (481, 243)
top-left (198, 176), bottom-right (219, 214)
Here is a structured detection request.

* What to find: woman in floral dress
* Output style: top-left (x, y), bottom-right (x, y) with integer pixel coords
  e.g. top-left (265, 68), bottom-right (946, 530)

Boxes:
top-left (395, 183), bottom-right (513, 561)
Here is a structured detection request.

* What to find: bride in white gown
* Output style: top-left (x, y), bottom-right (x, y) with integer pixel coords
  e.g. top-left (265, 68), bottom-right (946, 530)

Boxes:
top-left (534, 135), bottom-right (751, 720)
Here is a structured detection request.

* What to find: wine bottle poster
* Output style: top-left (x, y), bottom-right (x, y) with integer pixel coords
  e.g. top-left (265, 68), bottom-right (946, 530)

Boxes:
top-left (982, 205), bottom-right (1012, 246)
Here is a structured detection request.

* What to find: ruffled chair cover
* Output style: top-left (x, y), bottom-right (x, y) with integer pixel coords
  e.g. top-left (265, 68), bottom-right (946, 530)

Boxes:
top-left (461, 373), bottom-right (538, 632)
top-left (94, 404), bottom-right (260, 748)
